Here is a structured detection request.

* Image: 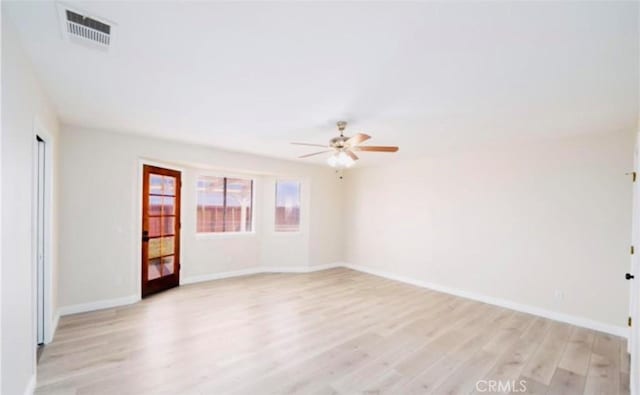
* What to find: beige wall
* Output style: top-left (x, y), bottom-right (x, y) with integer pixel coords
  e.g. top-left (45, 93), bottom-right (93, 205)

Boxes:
top-left (180, 169), bottom-right (312, 279)
top-left (58, 126), bottom-right (344, 309)
top-left (345, 131), bottom-right (634, 332)
top-left (1, 15), bottom-right (60, 395)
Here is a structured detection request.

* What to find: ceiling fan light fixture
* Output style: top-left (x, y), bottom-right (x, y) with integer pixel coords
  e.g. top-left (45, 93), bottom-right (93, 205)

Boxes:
top-left (327, 151), bottom-right (355, 168)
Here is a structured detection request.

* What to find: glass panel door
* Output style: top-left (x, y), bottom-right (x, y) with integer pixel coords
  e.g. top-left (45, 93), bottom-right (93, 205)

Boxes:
top-left (142, 165), bottom-right (181, 297)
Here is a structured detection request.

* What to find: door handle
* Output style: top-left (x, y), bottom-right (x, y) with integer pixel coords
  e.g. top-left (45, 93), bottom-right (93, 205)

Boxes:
top-left (626, 273), bottom-right (634, 280)
top-left (142, 230), bottom-right (149, 242)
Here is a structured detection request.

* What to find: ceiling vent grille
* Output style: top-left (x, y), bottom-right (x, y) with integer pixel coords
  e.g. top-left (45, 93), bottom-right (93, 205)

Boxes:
top-left (57, 4), bottom-right (115, 50)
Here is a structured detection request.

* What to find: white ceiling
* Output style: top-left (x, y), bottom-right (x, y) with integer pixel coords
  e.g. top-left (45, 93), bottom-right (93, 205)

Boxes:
top-left (5, 1), bottom-right (639, 166)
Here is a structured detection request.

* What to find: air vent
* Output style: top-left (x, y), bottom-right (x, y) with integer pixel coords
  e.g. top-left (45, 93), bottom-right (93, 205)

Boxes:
top-left (57, 4), bottom-right (115, 50)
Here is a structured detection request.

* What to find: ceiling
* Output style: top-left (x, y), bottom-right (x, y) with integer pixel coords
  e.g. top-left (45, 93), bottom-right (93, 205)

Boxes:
top-left (4, 1), bottom-right (639, 166)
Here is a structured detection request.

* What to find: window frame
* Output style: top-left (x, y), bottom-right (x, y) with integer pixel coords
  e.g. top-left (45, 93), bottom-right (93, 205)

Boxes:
top-left (274, 179), bottom-right (302, 234)
top-left (196, 174), bottom-right (256, 236)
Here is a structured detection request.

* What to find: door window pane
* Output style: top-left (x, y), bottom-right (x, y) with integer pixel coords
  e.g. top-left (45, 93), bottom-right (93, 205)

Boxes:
top-left (162, 217), bottom-right (175, 236)
top-left (149, 258), bottom-right (161, 280)
top-left (148, 238), bottom-right (162, 259)
top-left (161, 197), bottom-right (175, 216)
top-left (149, 217), bottom-right (162, 237)
top-left (163, 176), bottom-right (176, 196)
top-left (149, 196), bottom-right (162, 215)
top-left (161, 236), bottom-right (175, 256)
top-left (149, 174), bottom-right (176, 196)
top-left (148, 236), bottom-right (174, 258)
top-left (162, 256), bottom-right (174, 275)
top-left (149, 174), bottom-right (163, 195)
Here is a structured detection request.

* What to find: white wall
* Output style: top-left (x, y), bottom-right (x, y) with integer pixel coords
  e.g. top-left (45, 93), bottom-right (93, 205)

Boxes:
top-left (345, 130), bottom-right (634, 333)
top-left (1, 15), bottom-right (60, 395)
top-left (58, 126), bottom-right (343, 309)
top-left (1, 6), bottom-right (4, 392)
top-left (1, 5), bottom-right (4, 392)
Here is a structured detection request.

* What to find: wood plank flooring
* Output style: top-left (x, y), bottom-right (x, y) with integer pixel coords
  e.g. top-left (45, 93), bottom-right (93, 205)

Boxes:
top-left (36, 268), bottom-right (628, 394)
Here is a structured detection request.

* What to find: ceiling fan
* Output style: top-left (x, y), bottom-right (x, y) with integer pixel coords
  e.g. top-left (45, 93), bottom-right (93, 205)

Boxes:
top-left (291, 121), bottom-right (399, 168)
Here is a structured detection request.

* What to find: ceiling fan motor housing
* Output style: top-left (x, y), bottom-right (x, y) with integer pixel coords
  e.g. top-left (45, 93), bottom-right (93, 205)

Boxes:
top-left (330, 136), bottom-right (349, 149)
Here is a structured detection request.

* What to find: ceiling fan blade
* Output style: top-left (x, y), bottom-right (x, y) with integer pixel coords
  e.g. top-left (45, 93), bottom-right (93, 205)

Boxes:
top-left (298, 150), bottom-right (332, 158)
top-left (291, 142), bottom-right (328, 148)
top-left (353, 146), bottom-right (399, 152)
top-left (346, 150), bottom-right (359, 161)
top-left (346, 133), bottom-right (371, 146)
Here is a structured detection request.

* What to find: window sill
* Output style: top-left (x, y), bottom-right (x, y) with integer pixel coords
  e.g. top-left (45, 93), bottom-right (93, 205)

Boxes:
top-left (272, 230), bottom-right (304, 236)
top-left (196, 232), bottom-right (256, 240)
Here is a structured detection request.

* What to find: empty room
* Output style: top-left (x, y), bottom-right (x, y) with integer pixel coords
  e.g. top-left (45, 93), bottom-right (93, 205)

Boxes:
top-left (2, 1), bottom-right (639, 394)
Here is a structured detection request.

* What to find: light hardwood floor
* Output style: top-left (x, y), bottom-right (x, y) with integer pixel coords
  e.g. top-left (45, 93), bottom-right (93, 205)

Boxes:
top-left (36, 268), bottom-right (628, 395)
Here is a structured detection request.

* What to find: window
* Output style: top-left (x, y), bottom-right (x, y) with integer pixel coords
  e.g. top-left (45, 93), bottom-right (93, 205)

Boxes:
top-left (275, 180), bottom-right (301, 232)
top-left (197, 176), bottom-right (253, 233)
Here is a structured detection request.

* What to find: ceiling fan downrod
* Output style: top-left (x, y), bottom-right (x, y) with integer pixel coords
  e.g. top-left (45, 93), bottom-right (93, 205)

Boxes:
top-left (336, 121), bottom-right (347, 137)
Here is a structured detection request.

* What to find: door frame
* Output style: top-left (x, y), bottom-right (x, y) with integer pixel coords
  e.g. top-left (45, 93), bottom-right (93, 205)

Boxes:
top-left (31, 121), bottom-right (55, 345)
top-left (631, 131), bottom-right (640, 395)
top-left (136, 159), bottom-right (184, 298)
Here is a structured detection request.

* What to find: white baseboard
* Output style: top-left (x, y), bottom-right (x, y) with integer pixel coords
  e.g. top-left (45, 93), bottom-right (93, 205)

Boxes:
top-left (181, 267), bottom-right (263, 285)
top-left (263, 262), bottom-right (343, 274)
top-left (344, 263), bottom-right (629, 339)
top-left (56, 262), bottom-right (626, 339)
top-left (24, 373), bottom-right (36, 395)
top-left (59, 294), bottom-right (140, 316)
top-left (181, 263), bottom-right (343, 285)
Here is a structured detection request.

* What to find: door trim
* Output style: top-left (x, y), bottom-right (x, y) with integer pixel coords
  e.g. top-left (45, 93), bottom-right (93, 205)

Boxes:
top-left (36, 136), bottom-right (45, 344)
top-left (32, 120), bottom-right (56, 345)
top-left (630, 131), bottom-right (640, 395)
top-left (136, 160), bottom-right (184, 298)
